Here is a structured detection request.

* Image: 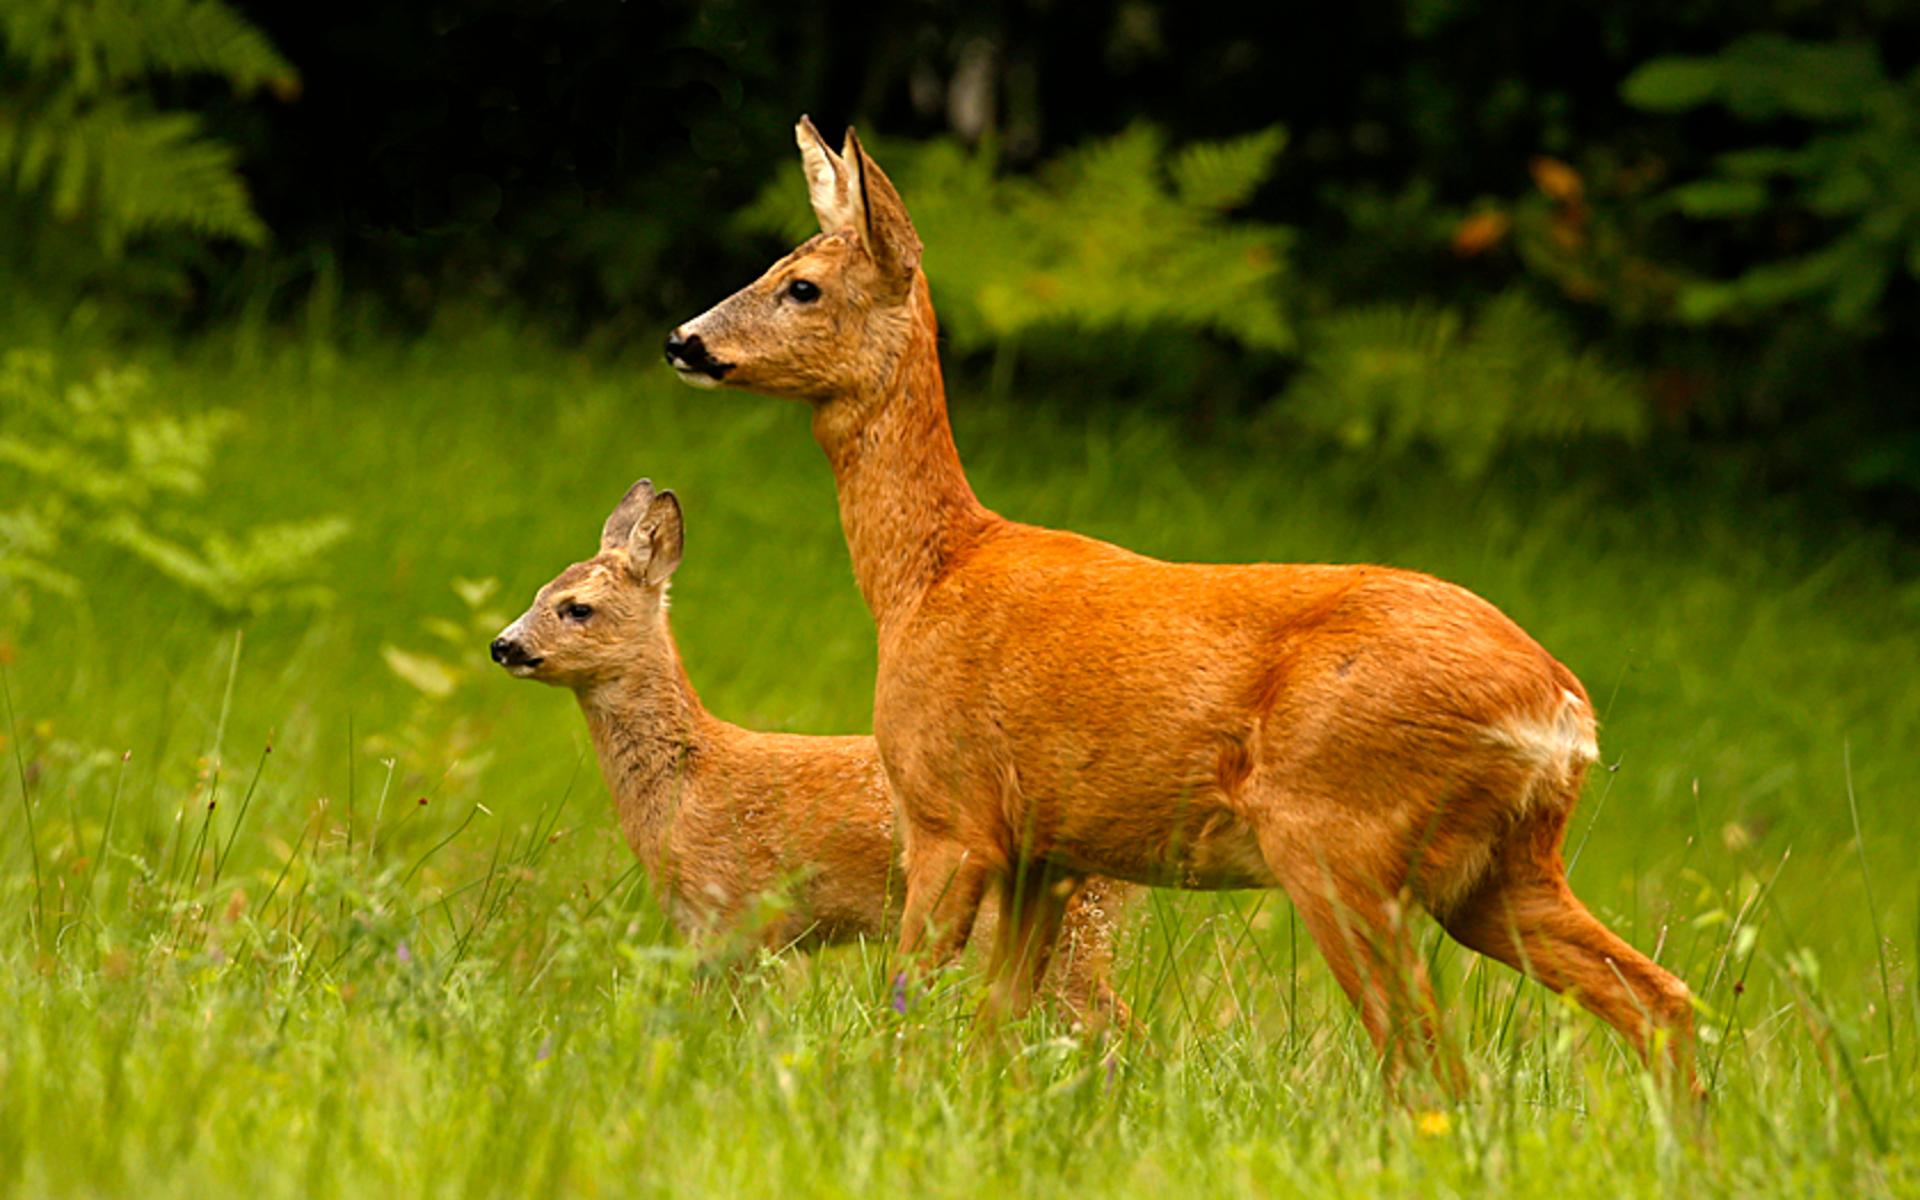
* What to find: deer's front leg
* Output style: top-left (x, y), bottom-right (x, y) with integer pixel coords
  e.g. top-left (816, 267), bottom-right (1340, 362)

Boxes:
top-left (895, 833), bottom-right (993, 979)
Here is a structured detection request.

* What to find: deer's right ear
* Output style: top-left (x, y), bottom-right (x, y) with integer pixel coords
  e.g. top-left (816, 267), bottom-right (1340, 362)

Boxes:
top-left (600, 478), bottom-right (656, 552)
top-left (796, 115), bottom-right (858, 234)
top-left (625, 490), bottom-right (684, 587)
top-left (844, 128), bottom-right (922, 290)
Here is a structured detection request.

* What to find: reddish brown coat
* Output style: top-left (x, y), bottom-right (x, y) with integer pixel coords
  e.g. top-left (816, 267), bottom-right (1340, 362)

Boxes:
top-left (669, 120), bottom-right (1698, 1091)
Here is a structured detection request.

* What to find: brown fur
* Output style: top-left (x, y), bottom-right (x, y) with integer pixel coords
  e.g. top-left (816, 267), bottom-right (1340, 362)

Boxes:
top-left (665, 118), bottom-right (1701, 1092)
top-left (495, 478), bottom-right (1133, 1024)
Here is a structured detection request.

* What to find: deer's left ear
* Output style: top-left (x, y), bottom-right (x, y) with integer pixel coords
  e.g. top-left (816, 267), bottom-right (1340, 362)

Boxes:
top-left (796, 115), bottom-right (859, 235)
top-left (600, 478), bottom-right (656, 553)
top-left (625, 490), bottom-right (684, 587)
top-left (844, 127), bottom-right (922, 291)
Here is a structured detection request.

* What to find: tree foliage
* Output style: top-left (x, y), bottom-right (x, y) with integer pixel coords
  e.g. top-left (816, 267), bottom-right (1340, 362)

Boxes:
top-left (1623, 36), bottom-right (1920, 330)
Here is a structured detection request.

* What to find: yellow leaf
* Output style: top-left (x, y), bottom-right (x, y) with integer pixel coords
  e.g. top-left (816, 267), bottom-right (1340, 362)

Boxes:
top-left (381, 645), bottom-right (458, 698)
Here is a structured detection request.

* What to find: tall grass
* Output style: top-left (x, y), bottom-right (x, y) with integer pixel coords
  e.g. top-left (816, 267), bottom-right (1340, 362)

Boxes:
top-left (1, 324), bottom-right (1916, 1196)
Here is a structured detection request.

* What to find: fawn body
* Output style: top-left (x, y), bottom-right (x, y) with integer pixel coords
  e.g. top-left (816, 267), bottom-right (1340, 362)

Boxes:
top-left (492, 479), bottom-right (1131, 1019)
top-left (664, 118), bottom-right (1699, 1090)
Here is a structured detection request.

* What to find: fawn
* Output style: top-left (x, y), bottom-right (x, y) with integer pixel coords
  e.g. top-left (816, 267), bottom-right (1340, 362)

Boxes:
top-left (663, 117), bottom-right (1700, 1094)
top-left (491, 478), bottom-right (1133, 1023)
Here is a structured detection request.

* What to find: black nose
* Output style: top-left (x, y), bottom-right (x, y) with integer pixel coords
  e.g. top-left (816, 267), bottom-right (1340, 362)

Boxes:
top-left (664, 329), bottom-right (703, 367)
top-left (491, 637), bottom-right (525, 666)
top-left (663, 329), bottom-right (731, 379)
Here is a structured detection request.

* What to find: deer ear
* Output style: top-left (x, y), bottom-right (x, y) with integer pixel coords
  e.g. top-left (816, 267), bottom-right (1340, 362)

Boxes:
top-left (796, 115), bottom-right (859, 235)
top-left (625, 490), bottom-right (684, 587)
top-left (600, 478), bottom-right (656, 553)
top-left (844, 127), bottom-right (922, 290)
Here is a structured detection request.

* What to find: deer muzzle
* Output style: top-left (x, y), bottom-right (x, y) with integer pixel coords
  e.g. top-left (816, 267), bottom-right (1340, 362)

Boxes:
top-left (663, 329), bottom-right (732, 387)
top-left (490, 634), bottom-right (544, 676)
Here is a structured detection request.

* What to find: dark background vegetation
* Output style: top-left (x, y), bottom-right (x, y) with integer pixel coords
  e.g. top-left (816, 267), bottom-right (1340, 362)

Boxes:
top-left (6, 0), bottom-right (1920, 518)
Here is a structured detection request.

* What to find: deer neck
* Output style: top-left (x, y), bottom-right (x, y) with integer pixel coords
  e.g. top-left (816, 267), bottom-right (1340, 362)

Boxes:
top-left (811, 280), bottom-right (989, 626)
top-left (574, 620), bottom-right (707, 849)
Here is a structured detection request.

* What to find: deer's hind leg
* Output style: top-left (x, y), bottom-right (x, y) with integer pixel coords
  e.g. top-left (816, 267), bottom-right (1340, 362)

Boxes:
top-left (1258, 813), bottom-right (1463, 1095)
top-left (1436, 808), bottom-right (1701, 1097)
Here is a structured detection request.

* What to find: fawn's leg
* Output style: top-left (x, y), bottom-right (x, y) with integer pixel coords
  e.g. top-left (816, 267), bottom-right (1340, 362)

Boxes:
top-left (1043, 876), bottom-right (1138, 1031)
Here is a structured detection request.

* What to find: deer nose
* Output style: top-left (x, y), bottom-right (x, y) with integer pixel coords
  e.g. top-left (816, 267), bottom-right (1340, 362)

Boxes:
top-left (664, 329), bottom-right (700, 366)
top-left (663, 329), bottom-right (731, 379)
top-left (491, 637), bottom-right (525, 667)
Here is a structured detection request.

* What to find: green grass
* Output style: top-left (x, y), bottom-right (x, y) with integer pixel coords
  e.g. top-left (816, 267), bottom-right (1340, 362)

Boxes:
top-left (3, 322), bottom-right (1918, 1196)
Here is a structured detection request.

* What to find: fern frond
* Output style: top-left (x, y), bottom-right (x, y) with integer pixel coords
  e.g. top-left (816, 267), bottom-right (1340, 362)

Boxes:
top-left (0, 356), bottom-right (349, 617)
top-left (1172, 127), bottom-right (1288, 211)
top-left (1285, 291), bottom-right (1644, 474)
top-left (0, 99), bottom-right (267, 247)
top-left (0, 0), bottom-right (296, 96)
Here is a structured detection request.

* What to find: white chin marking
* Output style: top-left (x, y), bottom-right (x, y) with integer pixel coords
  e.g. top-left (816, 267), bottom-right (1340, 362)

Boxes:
top-left (509, 664), bottom-right (540, 678)
top-left (674, 367), bottom-right (722, 390)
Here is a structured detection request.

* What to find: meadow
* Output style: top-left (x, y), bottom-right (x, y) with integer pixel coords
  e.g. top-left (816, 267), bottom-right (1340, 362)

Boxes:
top-left (3, 323), bottom-right (1917, 1197)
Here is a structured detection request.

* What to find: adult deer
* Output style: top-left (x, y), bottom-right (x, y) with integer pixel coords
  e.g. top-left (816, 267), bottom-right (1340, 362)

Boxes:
top-left (492, 478), bottom-right (1133, 1024)
top-left (665, 119), bottom-right (1698, 1092)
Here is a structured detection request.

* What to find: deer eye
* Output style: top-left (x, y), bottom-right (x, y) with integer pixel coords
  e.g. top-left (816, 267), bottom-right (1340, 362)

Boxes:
top-left (561, 602), bottom-right (593, 622)
top-left (786, 279), bottom-right (821, 303)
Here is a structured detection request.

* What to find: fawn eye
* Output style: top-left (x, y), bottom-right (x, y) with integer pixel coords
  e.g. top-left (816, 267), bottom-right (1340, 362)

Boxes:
top-left (786, 279), bottom-right (821, 303)
top-left (561, 602), bottom-right (593, 622)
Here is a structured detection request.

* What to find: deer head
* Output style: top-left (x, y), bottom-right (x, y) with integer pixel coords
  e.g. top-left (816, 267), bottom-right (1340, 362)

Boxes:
top-left (665, 117), bottom-right (925, 403)
top-left (491, 478), bottom-right (684, 689)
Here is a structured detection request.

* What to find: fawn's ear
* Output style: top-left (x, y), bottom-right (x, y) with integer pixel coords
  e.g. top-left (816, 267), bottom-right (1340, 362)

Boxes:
top-left (796, 115), bottom-right (859, 235)
top-left (843, 127), bottom-right (922, 292)
top-left (600, 478), bottom-right (656, 553)
top-left (625, 490), bottom-right (684, 587)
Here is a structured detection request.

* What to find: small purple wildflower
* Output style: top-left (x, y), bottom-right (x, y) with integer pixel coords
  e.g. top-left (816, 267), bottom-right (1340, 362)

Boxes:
top-left (395, 941), bottom-right (412, 966)
top-left (890, 971), bottom-right (910, 1015)
top-left (536, 1035), bottom-right (553, 1062)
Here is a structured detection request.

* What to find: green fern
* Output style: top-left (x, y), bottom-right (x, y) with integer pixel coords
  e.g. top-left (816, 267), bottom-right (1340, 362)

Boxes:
top-left (1284, 291), bottom-right (1647, 475)
top-left (0, 0), bottom-right (295, 255)
top-left (0, 350), bottom-right (348, 621)
top-left (739, 123), bottom-right (1294, 355)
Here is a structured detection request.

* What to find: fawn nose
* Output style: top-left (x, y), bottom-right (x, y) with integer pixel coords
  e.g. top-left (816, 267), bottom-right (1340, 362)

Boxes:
top-left (491, 637), bottom-right (528, 667)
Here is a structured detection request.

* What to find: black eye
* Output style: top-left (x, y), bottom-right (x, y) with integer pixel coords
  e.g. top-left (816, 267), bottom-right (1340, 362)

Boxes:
top-left (561, 602), bottom-right (593, 622)
top-left (786, 279), bottom-right (821, 303)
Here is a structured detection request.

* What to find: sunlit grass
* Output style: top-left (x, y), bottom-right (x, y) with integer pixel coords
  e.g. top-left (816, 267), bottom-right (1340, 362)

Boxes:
top-left (2, 324), bottom-right (1916, 1196)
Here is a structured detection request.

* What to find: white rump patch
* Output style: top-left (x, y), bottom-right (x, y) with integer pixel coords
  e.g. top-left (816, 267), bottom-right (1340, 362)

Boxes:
top-left (1484, 692), bottom-right (1599, 776)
